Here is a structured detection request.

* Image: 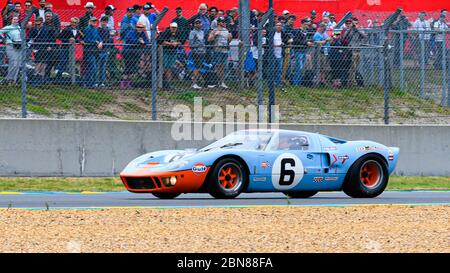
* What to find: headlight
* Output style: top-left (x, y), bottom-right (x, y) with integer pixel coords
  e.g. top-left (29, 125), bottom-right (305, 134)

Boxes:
top-left (169, 176), bottom-right (177, 186)
top-left (162, 176), bottom-right (177, 187)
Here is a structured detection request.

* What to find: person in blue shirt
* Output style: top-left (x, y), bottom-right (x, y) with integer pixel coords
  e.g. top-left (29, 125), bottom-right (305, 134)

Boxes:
top-left (120, 22), bottom-right (150, 89)
top-left (145, 2), bottom-right (159, 25)
top-left (313, 23), bottom-right (332, 86)
top-left (120, 7), bottom-right (134, 40)
top-left (82, 17), bottom-right (103, 88)
top-left (130, 4), bottom-right (142, 26)
top-left (188, 4), bottom-right (211, 34)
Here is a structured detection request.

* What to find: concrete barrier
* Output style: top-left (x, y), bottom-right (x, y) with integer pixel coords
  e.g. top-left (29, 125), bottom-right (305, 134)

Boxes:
top-left (0, 119), bottom-right (448, 176)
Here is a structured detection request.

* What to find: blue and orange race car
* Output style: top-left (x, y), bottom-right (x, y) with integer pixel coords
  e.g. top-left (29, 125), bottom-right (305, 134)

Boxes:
top-left (120, 129), bottom-right (399, 199)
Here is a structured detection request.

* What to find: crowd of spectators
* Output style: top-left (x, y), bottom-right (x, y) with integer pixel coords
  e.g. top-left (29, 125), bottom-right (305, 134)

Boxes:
top-left (0, 1), bottom-right (449, 90)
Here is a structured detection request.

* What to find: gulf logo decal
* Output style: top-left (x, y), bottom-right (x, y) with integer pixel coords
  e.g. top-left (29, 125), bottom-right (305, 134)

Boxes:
top-left (192, 163), bottom-right (207, 175)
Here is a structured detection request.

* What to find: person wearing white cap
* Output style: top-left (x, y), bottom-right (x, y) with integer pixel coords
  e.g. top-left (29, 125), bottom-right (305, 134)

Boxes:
top-left (282, 10), bottom-right (289, 16)
top-left (79, 2), bottom-right (96, 32)
top-left (101, 5), bottom-right (116, 32)
top-left (157, 22), bottom-right (182, 90)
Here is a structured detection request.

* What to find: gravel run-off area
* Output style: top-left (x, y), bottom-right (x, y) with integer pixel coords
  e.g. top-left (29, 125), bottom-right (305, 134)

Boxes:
top-left (0, 205), bottom-right (449, 253)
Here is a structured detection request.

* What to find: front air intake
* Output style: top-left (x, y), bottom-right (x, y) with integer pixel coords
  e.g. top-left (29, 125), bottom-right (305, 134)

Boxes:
top-left (124, 177), bottom-right (156, 190)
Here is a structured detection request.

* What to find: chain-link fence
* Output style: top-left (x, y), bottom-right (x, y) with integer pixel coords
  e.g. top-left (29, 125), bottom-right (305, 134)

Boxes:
top-left (0, 8), bottom-right (449, 124)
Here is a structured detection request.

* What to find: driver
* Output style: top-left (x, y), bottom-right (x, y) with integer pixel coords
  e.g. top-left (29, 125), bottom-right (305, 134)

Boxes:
top-left (277, 135), bottom-right (292, 150)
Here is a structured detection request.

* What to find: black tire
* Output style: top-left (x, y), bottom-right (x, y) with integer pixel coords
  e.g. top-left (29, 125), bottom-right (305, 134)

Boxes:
top-left (343, 154), bottom-right (389, 198)
top-left (207, 157), bottom-right (248, 199)
top-left (151, 192), bottom-right (181, 199)
top-left (283, 191), bottom-right (318, 198)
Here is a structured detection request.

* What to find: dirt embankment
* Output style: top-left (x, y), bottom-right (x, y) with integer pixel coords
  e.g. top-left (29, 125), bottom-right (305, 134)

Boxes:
top-left (0, 206), bottom-right (449, 253)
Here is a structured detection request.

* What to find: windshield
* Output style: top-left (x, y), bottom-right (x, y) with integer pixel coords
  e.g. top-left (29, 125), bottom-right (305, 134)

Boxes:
top-left (200, 131), bottom-right (273, 152)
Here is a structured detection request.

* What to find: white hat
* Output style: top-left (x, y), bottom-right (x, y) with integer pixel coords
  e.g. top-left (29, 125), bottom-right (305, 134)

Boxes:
top-left (282, 10), bottom-right (289, 15)
top-left (106, 5), bottom-right (116, 11)
top-left (84, 2), bottom-right (95, 8)
top-left (170, 22), bottom-right (178, 27)
top-left (322, 11), bottom-right (330, 17)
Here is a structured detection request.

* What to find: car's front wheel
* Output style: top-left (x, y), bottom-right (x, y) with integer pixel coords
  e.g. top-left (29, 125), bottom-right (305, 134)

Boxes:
top-left (151, 192), bottom-right (181, 199)
top-left (207, 158), bottom-right (248, 199)
top-left (343, 155), bottom-right (388, 198)
top-left (283, 191), bottom-right (318, 198)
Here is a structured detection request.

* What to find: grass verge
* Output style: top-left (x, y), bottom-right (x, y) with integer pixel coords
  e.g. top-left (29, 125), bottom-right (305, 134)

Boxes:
top-left (0, 176), bottom-right (448, 192)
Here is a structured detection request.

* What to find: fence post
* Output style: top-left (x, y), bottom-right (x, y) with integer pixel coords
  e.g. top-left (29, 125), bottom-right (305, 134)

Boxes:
top-left (69, 43), bottom-right (76, 85)
top-left (441, 32), bottom-right (447, 106)
top-left (420, 36), bottom-right (425, 98)
top-left (383, 31), bottom-right (392, 125)
top-left (19, 13), bottom-right (33, 118)
top-left (399, 31), bottom-right (404, 92)
top-left (151, 7), bottom-right (168, 121)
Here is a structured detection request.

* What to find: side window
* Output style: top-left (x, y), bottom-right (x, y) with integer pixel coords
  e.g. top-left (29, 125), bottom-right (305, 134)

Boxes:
top-left (274, 132), bottom-right (309, 151)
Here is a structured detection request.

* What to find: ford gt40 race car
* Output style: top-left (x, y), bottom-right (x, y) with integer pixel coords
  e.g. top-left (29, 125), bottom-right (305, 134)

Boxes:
top-left (120, 129), bottom-right (399, 199)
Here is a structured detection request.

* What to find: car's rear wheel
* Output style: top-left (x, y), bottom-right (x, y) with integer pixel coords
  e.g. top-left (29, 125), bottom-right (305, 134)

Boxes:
top-left (207, 158), bottom-right (248, 199)
top-left (151, 192), bottom-right (181, 199)
top-left (283, 191), bottom-right (318, 198)
top-left (343, 154), bottom-right (388, 198)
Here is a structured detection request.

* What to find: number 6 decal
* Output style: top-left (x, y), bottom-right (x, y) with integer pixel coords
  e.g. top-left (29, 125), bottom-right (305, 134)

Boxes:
top-left (272, 153), bottom-right (304, 190)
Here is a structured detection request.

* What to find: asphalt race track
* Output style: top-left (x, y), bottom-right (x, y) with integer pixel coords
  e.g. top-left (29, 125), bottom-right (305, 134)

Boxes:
top-left (0, 191), bottom-right (449, 209)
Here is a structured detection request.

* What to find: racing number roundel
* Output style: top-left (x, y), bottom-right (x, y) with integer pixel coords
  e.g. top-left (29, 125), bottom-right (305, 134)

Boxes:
top-left (272, 153), bottom-right (304, 190)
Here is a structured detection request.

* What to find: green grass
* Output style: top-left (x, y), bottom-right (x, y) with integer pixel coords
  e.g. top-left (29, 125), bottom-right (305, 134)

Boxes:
top-left (388, 176), bottom-right (450, 190)
top-left (0, 177), bottom-right (124, 192)
top-left (0, 176), bottom-right (448, 192)
top-left (0, 80), bottom-right (448, 123)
